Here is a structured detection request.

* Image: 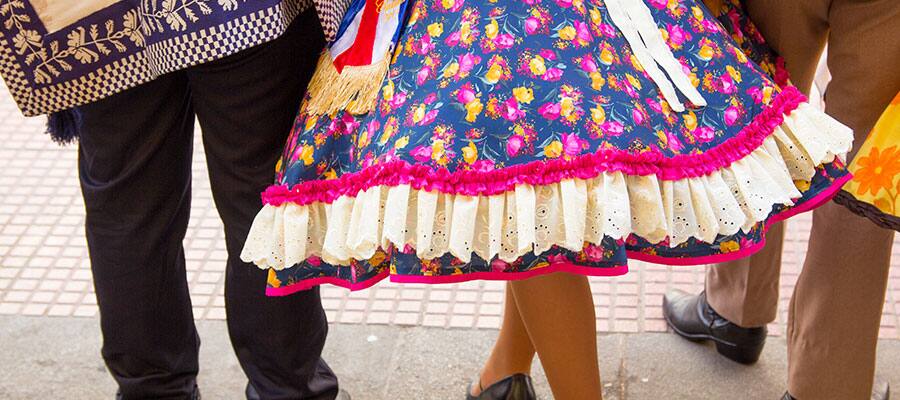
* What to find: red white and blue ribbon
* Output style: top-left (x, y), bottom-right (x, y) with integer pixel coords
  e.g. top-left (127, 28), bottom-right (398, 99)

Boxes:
top-left (305, 0), bottom-right (410, 115)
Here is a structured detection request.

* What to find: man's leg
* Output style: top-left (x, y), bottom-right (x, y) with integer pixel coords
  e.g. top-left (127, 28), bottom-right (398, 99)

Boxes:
top-left (663, 0), bottom-right (831, 364)
top-left (785, 1), bottom-right (900, 397)
top-left (186, 10), bottom-right (338, 400)
top-left (78, 73), bottom-right (199, 399)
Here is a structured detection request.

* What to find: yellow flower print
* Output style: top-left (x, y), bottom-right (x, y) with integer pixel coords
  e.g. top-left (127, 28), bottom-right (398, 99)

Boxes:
top-left (629, 55), bottom-right (644, 72)
top-left (560, 97), bottom-right (576, 119)
top-left (412, 104), bottom-right (426, 124)
top-left (590, 8), bottom-right (602, 25)
top-left (558, 25), bottom-right (576, 41)
top-left (460, 22), bottom-right (472, 42)
top-left (299, 144), bottom-right (314, 166)
top-left (794, 179), bottom-right (811, 192)
top-left (432, 139), bottom-right (448, 164)
top-left (485, 19), bottom-right (499, 40)
top-left (485, 63), bottom-right (503, 84)
top-left (274, 157), bottom-right (282, 173)
top-left (463, 141), bottom-right (478, 164)
top-left (733, 48), bottom-right (748, 63)
top-left (427, 22), bottom-right (444, 38)
top-left (369, 250), bottom-right (386, 266)
top-left (626, 73), bottom-right (642, 90)
top-left (698, 45), bottom-right (714, 61)
top-left (444, 62), bottom-right (459, 78)
top-left (719, 240), bottom-right (740, 253)
top-left (465, 98), bottom-right (483, 122)
top-left (304, 114), bottom-right (319, 131)
top-left (324, 169), bottom-right (338, 180)
top-left (513, 87), bottom-right (534, 104)
top-left (854, 146), bottom-right (900, 196)
top-left (382, 81), bottom-right (394, 101)
top-left (762, 86), bottom-right (774, 105)
top-left (394, 136), bottom-right (410, 149)
top-left (726, 65), bottom-right (742, 83)
top-left (529, 55), bottom-right (547, 76)
top-left (544, 140), bottom-right (563, 158)
top-left (590, 71), bottom-right (606, 91)
top-left (441, 0), bottom-right (454, 10)
top-left (590, 106), bottom-right (606, 124)
top-left (266, 269), bottom-right (282, 288)
top-left (684, 111), bottom-right (697, 131)
top-left (689, 72), bottom-right (700, 88)
top-left (691, 5), bottom-right (704, 21)
top-left (599, 48), bottom-right (614, 65)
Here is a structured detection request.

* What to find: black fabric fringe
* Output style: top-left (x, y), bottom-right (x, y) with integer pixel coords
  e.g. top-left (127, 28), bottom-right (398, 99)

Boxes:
top-left (833, 190), bottom-right (900, 232)
top-left (45, 108), bottom-right (83, 145)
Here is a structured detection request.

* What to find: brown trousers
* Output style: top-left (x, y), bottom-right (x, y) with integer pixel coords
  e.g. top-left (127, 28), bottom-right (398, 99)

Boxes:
top-left (705, 0), bottom-right (900, 398)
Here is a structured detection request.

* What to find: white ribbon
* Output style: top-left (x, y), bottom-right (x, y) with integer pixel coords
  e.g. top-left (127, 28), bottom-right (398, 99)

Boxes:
top-left (605, 0), bottom-right (707, 112)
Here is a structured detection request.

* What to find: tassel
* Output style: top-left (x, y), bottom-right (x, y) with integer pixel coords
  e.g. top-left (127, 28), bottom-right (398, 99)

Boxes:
top-left (46, 108), bottom-right (83, 145)
top-left (304, 51), bottom-right (391, 116)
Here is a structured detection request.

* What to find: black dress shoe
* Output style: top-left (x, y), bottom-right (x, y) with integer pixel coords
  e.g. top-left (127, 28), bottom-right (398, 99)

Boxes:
top-left (466, 374), bottom-right (537, 400)
top-left (782, 376), bottom-right (890, 400)
top-left (663, 289), bottom-right (767, 364)
top-left (247, 384), bottom-right (350, 400)
top-left (116, 385), bottom-right (199, 400)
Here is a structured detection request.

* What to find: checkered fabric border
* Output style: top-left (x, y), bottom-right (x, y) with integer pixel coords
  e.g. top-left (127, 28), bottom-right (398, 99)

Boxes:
top-left (313, 0), bottom-right (353, 43)
top-left (0, 0), bottom-right (313, 117)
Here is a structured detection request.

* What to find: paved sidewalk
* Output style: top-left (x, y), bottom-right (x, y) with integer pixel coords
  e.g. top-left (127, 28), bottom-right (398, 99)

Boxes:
top-left (1, 83), bottom-right (899, 339)
top-left (2, 315), bottom-right (900, 400)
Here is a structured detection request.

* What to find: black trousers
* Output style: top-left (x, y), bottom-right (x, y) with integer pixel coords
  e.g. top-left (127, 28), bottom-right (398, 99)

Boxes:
top-left (76, 10), bottom-right (337, 400)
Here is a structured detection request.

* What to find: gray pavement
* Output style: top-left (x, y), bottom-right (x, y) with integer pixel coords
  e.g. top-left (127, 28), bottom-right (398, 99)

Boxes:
top-left (2, 315), bottom-right (899, 399)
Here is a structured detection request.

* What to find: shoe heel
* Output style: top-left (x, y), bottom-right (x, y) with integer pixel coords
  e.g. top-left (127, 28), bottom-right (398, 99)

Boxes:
top-left (714, 340), bottom-right (763, 365)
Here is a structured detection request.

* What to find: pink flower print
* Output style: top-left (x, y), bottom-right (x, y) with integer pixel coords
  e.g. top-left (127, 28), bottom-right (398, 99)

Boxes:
top-left (458, 53), bottom-right (481, 75)
top-left (543, 67), bottom-right (563, 82)
top-left (491, 258), bottom-right (509, 273)
top-left (415, 35), bottom-right (434, 55)
top-left (507, 135), bottom-right (525, 157)
top-left (666, 131), bottom-right (683, 152)
top-left (554, 0), bottom-right (572, 8)
top-left (547, 254), bottom-right (569, 264)
top-left (580, 56), bottom-right (598, 73)
top-left (421, 109), bottom-right (439, 126)
top-left (574, 21), bottom-right (593, 45)
top-left (702, 19), bottom-right (720, 32)
top-left (472, 159), bottom-right (495, 172)
top-left (648, 0), bottom-right (667, 9)
top-left (746, 86), bottom-right (763, 104)
top-left (307, 256), bottom-right (322, 267)
top-left (584, 244), bottom-right (605, 262)
top-left (502, 98), bottom-right (525, 121)
top-left (599, 23), bottom-right (617, 37)
top-left (724, 106), bottom-right (741, 126)
top-left (632, 108), bottom-right (645, 125)
top-left (645, 97), bottom-right (663, 114)
top-left (389, 91), bottom-right (408, 109)
top-left (717, 74), bottom-right (735, 94)
top-left (411, 146), bottom-right (433, 163)
top-left (423, 93), bottom-right (438, 105)
top-left (601, 121), bottom-right (624, 136)
top-left (667, 24), bottom-right (688, 46)
top-left (561, 133), bottom-right (585, 157)
top-left (340, 113), bottom-right (359, 135)
top-left (525, 17), bottom-right (541, 35)
top-left (538, 103), bottom-right (561, 120)
top-left (539, 49), bottom-right (557, 61)
top-left (495, 34), bottom-right (515, 50)
top-left (457, 87), bottom-right (477, 104)
top-left (445, 31), bottom-right (461, 46)
top-left (694, 126), bottom-right (715, 143)
top-left (416, 66), bottom-right (432, 85)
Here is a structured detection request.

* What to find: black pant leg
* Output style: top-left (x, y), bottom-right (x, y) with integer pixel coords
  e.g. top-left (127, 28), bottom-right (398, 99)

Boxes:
top-left (186, 10), bottom-right (337, 400)
top-left (78, 73), bottom-right (199, 400)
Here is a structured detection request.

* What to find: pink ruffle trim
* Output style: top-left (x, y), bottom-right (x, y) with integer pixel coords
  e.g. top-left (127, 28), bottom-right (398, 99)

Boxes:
top-left (263, 86), bottom-right (807, 207)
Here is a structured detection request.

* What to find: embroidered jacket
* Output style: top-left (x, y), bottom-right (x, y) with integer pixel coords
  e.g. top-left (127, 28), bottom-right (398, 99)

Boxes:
top-left (0, 0), bottom-right (349, 116)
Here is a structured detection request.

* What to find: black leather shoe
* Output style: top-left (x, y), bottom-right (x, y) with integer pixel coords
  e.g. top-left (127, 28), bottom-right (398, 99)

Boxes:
top-left (466, 374), bottom-right (537, 400)
top-left (247, 384), bottom-right (349, 400)
top-left (663, 289), bottom-right (767, 364)
top-left (782, 376), bottom-right (890, 400)
top-left (116, 385), bottom-right (199, 400)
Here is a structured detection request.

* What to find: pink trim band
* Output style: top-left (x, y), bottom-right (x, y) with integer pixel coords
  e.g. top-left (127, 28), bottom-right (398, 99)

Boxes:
top-left (266, 263), bottom-right (629, 296)
top-left (264, 87), bottom-right (807, 206)
top-left (264, 173), bottom-right (850, 295)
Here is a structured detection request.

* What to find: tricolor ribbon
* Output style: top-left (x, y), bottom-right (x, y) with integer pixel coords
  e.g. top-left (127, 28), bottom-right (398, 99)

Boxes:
top-left (305, 0), bottom-right (410, 115)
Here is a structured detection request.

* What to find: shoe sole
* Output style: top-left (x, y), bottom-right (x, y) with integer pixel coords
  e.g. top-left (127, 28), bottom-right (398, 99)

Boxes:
top-left (662, 311), bottom-right (764, 365)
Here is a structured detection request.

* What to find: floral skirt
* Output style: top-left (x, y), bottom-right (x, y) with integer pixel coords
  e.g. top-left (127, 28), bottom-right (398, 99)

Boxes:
top-left (834, 92), bottom-right (900, 231)
top-left (241, 0), bottom-right (853, 295)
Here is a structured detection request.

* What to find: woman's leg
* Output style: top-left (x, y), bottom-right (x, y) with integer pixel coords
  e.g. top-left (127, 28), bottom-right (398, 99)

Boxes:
top-left (512, 273), bottom-right (603, 400)
top-left (474, 283), bottom-right (537, 395)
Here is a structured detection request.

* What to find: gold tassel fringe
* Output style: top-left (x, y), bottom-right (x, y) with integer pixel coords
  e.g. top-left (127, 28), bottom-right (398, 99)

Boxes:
top-left (305, 51), bottom-right (391, 116)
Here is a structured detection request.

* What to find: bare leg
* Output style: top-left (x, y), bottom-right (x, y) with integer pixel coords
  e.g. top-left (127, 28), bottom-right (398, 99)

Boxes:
top-left (474, 283), bottom-right (537, 395)
top-left (512, 273), bottom-right (602, 400)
